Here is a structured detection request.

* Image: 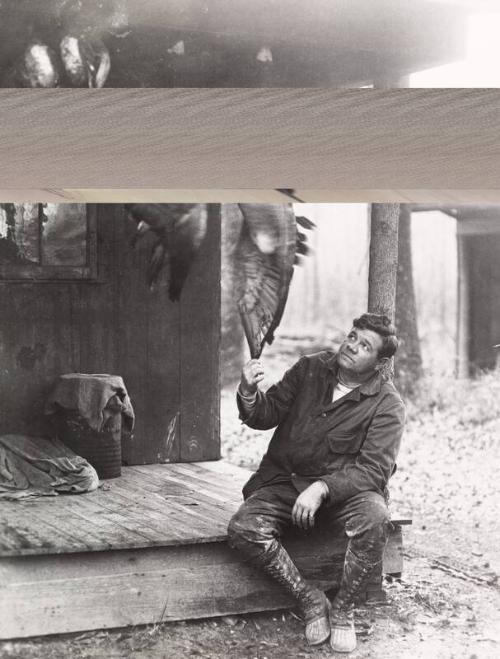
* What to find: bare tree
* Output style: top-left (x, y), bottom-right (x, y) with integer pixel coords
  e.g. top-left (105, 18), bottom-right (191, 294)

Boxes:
top-left (368, 203), bottom-right (400, 320)
top-left (395, 205), bottom-right (423, 396)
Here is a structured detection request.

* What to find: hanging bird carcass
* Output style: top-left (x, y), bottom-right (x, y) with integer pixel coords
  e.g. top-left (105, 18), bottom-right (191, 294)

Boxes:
top-left (125, 203), bottom-right (207, 301)
top-left (126, 202), bottom-right (313, 359)
top-left (235, 204), bottom-right (314, 359)
top-left (0, 0), bottom-right (127, 87)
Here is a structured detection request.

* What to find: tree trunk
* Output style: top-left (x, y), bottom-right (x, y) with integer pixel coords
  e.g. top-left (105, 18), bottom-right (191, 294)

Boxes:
top-left (395, 205), bottom-right (423, 396)
top-left (368, 203), bottom-right (400, 321)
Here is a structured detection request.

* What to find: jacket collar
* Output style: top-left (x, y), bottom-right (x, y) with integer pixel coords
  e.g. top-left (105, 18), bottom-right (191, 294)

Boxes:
top-left (319, 350), bottom-right (382, 396)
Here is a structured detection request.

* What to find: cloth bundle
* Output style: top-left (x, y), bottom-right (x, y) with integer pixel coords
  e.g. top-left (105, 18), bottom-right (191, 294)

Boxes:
top-left (0, 434), bottom-right (99, 501)
top-left (44, 373), bottom-right (135, 435)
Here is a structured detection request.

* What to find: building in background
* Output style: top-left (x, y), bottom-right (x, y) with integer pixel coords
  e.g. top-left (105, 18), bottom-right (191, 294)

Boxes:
top-left (274, 204), bottom-right (498, 377)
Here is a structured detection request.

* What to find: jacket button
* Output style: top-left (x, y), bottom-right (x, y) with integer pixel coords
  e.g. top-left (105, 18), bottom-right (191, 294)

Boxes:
top-left (291, 472), bottom-right (296, 477)
top-left (321, 412), bottom-right (327, 417)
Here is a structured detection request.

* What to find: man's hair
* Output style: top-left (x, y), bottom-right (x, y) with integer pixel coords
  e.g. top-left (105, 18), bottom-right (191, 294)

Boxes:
top-left (352, 313), bottom-right (399, 359)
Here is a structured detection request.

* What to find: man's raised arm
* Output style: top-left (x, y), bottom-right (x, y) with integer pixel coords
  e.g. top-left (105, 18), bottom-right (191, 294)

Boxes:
top-left (236, 356), bottom-right (307, 430)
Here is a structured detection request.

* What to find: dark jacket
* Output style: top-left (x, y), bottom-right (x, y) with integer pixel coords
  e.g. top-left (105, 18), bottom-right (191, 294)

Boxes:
top-left (237, 351), bottom-right (405, 504)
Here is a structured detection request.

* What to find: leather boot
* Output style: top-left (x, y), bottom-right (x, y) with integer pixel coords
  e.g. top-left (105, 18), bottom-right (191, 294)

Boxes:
top-left (330, 547), bottom-right (382, 653)
top-left (260, 540), bottom-right (331, 646)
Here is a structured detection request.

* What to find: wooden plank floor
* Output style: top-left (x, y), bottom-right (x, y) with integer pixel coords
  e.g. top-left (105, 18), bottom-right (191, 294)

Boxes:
top-left (0, 462), bottom-right (250, 557)
top-left (0, 461), bottom-right (411, 558)
top-left (0, 461), bottom-right (412, 639)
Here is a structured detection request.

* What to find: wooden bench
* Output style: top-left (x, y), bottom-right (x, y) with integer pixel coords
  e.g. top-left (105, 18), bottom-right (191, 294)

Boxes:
top-left (283, 515), bottom-right (412, 603)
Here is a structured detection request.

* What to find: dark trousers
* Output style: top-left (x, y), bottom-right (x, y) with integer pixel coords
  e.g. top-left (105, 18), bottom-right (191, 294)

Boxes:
top-left (227, 481), bottom-right (391, 567)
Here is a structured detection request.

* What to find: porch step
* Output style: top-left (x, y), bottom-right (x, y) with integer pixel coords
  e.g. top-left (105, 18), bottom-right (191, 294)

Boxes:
top-left (0, 461), bottom-right (411, 639)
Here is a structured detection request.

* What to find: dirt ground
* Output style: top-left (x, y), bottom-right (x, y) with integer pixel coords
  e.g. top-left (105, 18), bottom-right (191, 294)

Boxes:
top-left (1, 339), bottom-right (499, 659)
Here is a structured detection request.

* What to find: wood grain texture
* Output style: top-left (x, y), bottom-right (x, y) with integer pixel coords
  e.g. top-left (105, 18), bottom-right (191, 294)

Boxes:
top-left (0, 462), bottom-right (411, 639)
top-left (179, 204), bottom-right (221, 461)
top-left (0, 529), bottom-right (406, 639)
top-left (111, 204), bottom-right (183, 465)
top-left (6, 189), bottom-right (500, 203)
top-left (0, 544), bottom-right (293, 639)
top-left (0, 461), bottom-right (411, 557)
top-left (0, 463), bottom-right (242, 556)
top-left (1, 90), bottom-right (500, 189)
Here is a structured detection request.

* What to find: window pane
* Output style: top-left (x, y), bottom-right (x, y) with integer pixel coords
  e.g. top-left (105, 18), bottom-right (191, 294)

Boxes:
top-left (0, 203), bottom-right (40, 264)
top-left (41, 204), bottom-right (87, 266)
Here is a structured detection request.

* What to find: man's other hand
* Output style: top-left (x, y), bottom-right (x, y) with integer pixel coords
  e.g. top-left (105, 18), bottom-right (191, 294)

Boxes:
top-left (240, 359), bottom-right (265, 397)
top-left (291, 481), bottom-right (329, 530)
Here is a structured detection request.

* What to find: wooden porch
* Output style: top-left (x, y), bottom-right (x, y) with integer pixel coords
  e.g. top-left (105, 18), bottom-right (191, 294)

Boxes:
top-left (0, 461), bottom-right (410, 640)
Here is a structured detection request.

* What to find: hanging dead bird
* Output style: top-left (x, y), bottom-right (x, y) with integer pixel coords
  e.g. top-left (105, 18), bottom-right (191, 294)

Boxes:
top-left (0, 0), bottom-right (127, 87)
top-left (1, 35), bottom-right (109, 88)
top-left (126, 203), bottom-right (314, 358)
top-left (235, 204), bottom-right (314, 359)
top-left (59, 34), bottom-right (110, 87)
top-left (125, 203), bottom-right (207, 301)
top-left (1, 41), bottom-right (61, 87)
top-left (56, 0), bottom-right (127, 87)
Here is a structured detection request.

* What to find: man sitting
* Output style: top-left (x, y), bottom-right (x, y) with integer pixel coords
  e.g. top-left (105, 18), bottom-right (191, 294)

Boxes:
top-left (228, 313), bottom-right (405, 653)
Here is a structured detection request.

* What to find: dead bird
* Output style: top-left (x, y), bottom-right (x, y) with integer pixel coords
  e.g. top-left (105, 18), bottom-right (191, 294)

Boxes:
top-left (59, 34), bottom-right (110, 87)
top-left (235, 204), bottom-right (315, 358)
top-left (1, 40), bottom-right (61, 87)
top-left (0, 0), bottom-right (127, 87)
top-left (56, 0), bottom-right (128, 87)
top-left (126, 203), bottom-right (314, 358)
top-left (1, 33), bottom-right (110, 88)
top-left (126, 204), bottom-right (207, 301)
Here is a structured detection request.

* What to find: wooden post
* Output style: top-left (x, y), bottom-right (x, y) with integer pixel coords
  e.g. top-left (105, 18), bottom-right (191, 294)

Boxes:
top-left (180, 203), bottom-right (221, 461)
top-left (368, 203), bottom-right (400, 321)
top-left (456, 233), bottom-right (470, 378)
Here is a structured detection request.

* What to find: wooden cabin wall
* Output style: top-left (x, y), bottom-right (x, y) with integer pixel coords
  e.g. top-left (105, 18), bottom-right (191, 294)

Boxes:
top-left (467, 234), bottom-right (500, 372)
top-left (0, 204), bottom-right (221, 464)
top-left (179, 204), bottom-right (221, 462)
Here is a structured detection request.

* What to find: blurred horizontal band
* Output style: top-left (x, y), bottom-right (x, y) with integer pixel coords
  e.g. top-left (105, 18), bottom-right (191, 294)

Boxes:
top-left (4, 189), bottom-right (500, 203)
top-left (1, 89), bottom-right (500, 190)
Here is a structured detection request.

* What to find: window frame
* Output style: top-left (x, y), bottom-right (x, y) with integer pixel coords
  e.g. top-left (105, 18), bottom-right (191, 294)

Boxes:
top-left (0, 204), bottom-right (98, 281)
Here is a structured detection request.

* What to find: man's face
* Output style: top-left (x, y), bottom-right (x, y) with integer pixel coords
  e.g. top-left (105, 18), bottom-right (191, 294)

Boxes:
top-left (337, 326), bottom-right (385, 377)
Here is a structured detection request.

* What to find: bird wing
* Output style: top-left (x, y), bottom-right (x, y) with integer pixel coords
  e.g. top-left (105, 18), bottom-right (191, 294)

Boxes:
top-left (168, 205), bottom-right (207, 301)
top-left (126, 203), bottom-right (206, 301)
top-left (125, 203), bottom-right (173, 235)
top-left (60, 34), bottom-right (110, 87)
top-left (147, 241), bottom-right (169, 291)
top-left (236, 204), bottom-right (300, 359)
